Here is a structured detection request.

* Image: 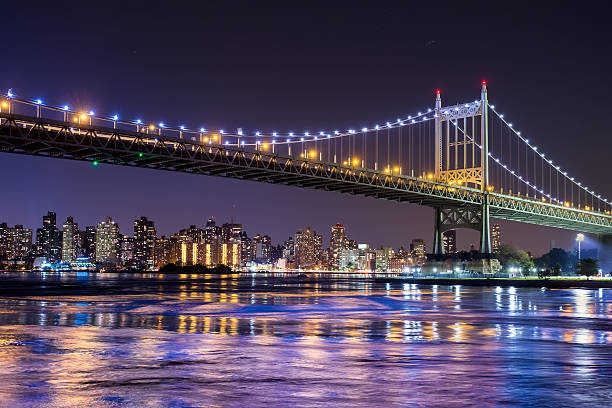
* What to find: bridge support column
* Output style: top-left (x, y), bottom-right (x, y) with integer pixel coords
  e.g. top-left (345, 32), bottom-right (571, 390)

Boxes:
top-left (480, 194), bottom-right (491, 254)
top-left (598, 234), bottom-right (612, 275)
top-left (433, 207), bottom-right (444, 255)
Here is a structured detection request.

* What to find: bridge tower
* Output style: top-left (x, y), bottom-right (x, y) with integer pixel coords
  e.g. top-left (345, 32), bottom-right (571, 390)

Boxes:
top-left (433, 83), bottom-right (491, 254)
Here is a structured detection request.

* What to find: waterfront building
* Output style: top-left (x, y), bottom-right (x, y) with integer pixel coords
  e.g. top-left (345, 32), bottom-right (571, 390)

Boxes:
top-left (220, 241), bottom-right (240, 267)
top-left (252, 234), bottom-right (271, 263)
top-left (239, 232), bottom-right (252, 265)
top-left (443, 230), bottom-right (457, 254)
top-left (153, 236), bottom-right (179, 267)
top-left (180, 236), bottom-right (198, 266)
top-left (492, 224), bottom-right (501, 253)
top-left (294, 227), bottom-right (322, 268)
top-left (375, 247), bottom-right (393, 271)
top-left (0, 222), bottom-right (9, 261)
top-left (388, 256), bottom-right (409, 272)
top-left (119, 235), bottom-right (134, 265)
top-left (95, 217), bottom-right (120, 264)
top-left (410, 239), bottom-right (426, 265)
top-left (339, 248), bottom-right (360, 270)
top-left (61, 216), bottom-right (78, 262)
top-left (83, 226), bottom-right (96, 260)
top-left (8, 225), bottom-right (33, 260)
top-left (282, 236), bottom-right (295, 260)
top-left (35, 211), bottom-right (61, 262)
top-left (134, 216), bottom-right (156, 267)
top-left (330, 223), bottom-right (347, 268)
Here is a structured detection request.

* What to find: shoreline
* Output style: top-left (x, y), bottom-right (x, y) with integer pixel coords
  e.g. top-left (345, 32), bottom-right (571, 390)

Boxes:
top-left (373, 276), bottom-right (612, 289)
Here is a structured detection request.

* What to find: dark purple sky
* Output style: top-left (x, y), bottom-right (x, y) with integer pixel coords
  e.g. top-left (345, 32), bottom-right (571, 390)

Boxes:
top-left (1, 1), bottom-right (611, 255)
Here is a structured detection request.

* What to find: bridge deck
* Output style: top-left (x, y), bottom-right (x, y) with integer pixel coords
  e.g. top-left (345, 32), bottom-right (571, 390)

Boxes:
top-left (1, 112), bottom-right (611, 235)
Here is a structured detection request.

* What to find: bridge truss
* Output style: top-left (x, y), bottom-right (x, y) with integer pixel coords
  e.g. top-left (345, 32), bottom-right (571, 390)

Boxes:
top-left (0, 85), bottom-right (610, 253)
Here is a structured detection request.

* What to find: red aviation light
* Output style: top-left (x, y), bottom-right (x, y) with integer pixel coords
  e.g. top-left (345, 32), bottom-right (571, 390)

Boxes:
top-left (482, 80), bottom-right (487, 86)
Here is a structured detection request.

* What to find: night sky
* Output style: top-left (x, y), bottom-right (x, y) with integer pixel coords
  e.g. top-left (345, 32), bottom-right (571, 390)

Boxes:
top-left (1, 1), bottom-right (611, 255)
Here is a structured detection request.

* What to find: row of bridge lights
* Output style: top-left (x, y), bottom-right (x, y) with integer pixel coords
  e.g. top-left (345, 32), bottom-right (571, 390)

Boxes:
top-left (2, 90), bottom-right (436, 145)
top-left (489, 103), bottom-right (610, 210)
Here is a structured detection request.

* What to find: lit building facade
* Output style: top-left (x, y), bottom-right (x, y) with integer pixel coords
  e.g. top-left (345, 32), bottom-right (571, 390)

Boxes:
top-left (330, 223), bottom-right (346, 268)
top-left (443, 230), bottom-right (457, 254)
top-left (36, 211), bottom-right (61, 262)
top-left (134, 216), bottom-right (156, 267)
top-left (62, 216), bottom-right (78, 262)
top-left (95, 217), bottom-right (120, 264)
top-left (492, 224), bottom-right (501, 253)
top-left (410, 239), bottom-right (426, 265)
top-left (294, 227), bottom-right (322, 268)
top-left (7, 224), bottom-right (32, 260)
top-left (154, 236), bottom-right (179, 267)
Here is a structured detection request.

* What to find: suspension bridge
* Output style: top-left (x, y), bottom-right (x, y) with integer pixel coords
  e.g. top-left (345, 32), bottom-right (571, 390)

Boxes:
top-left (0, 83), bottom-right (611, 259)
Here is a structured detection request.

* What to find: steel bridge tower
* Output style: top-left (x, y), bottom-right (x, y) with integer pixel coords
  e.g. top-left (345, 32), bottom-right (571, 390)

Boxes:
top-left (433, 83), bottom-right (491, 255)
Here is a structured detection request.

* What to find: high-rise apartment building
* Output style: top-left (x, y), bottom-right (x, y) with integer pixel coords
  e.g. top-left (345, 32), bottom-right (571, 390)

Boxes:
top-left (410, 239), bottom-right (426, 265)
top-left (36, 211), bottom-right (61, 262)
top-left (7, 225), bottom-right (32, 260)
top-left (0, 222), bottom-right (9, 261)
top-left (154, 236), bottom-right (179, 267)
top-left (83, 226), bottom-right (96, 260)
top-left (252, 234), bottom-right (271, 263)
top-left (95, 217), bottom-right (120, 264)
top-left (62, 216), bottom-right (79, 262)
top-left (294, 227), bottom-right (322, 268)
top-left (330, 223), bottom-right (347, 268)
top-left (134, 216), bottom-right (156, 267)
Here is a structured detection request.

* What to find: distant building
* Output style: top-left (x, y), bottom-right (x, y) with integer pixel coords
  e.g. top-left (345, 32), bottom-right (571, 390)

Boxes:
top-left (95, 217), bottom-right (119, 264)
top-left (83, 226), bottom-right (96, 260)
top-left (330, 223), bottom-right (347, 268)
top-left (252, 234), bottom-right (271, 263)
top-left (492, 224), bottom-right (501, 253)
top-left (443, 230), bottom-right (456, 254)
top-left (0, 222), bottom-right (9, 261)
top-left (180, 237), bottom-right (198, 266)
top-left (62, 216), bottom-right (78, 262)
top-left (339, 248), bottom-right (360, 270)
top-left (410, 239), bottom-right (426, 265)
top-left (294, 227), bottom-right (322, 268)
top-left (220, 242), bottom-right (240, 267)
top-left (36, 211), bottom-right (61, 262)
top-left (388, 256), bottom-right (409, 272)
top-left (375, 247), bottom-right (392, 271)
top-left (134, 216), bottom-right (156, 267)
top-left (119, 235), bottom-right (134, 265)
top-left (154, 236), bottom-right (179, 267)
top-left (8, 224), bottom-right (33, 260)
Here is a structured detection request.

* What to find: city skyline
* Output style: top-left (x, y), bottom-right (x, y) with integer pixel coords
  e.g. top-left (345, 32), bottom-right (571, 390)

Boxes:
top-left (0, 208), bottom-right (594, 256)
top-left (4, 210), bottom-right (522, 273)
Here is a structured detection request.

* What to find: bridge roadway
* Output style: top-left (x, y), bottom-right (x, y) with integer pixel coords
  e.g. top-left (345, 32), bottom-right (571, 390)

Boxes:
top-left (1, 112), bottom-right (611, 235)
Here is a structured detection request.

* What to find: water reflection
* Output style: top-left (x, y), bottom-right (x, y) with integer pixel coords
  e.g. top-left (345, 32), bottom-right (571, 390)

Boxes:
top-left (0, 272), bottom-right (610, 407)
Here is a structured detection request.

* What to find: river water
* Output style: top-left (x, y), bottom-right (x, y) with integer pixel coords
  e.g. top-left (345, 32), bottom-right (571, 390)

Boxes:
top-left (0, 272), bottom-right (610, 407)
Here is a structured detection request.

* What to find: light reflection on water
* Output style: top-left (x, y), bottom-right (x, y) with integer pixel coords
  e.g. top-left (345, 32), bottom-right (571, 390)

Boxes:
top-left (0, 272), bottom-right (610, 407)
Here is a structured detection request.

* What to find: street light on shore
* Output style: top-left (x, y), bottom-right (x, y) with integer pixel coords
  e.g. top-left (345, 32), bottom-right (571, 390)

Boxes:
top-left (576, 233), bottom-right (585, 260)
